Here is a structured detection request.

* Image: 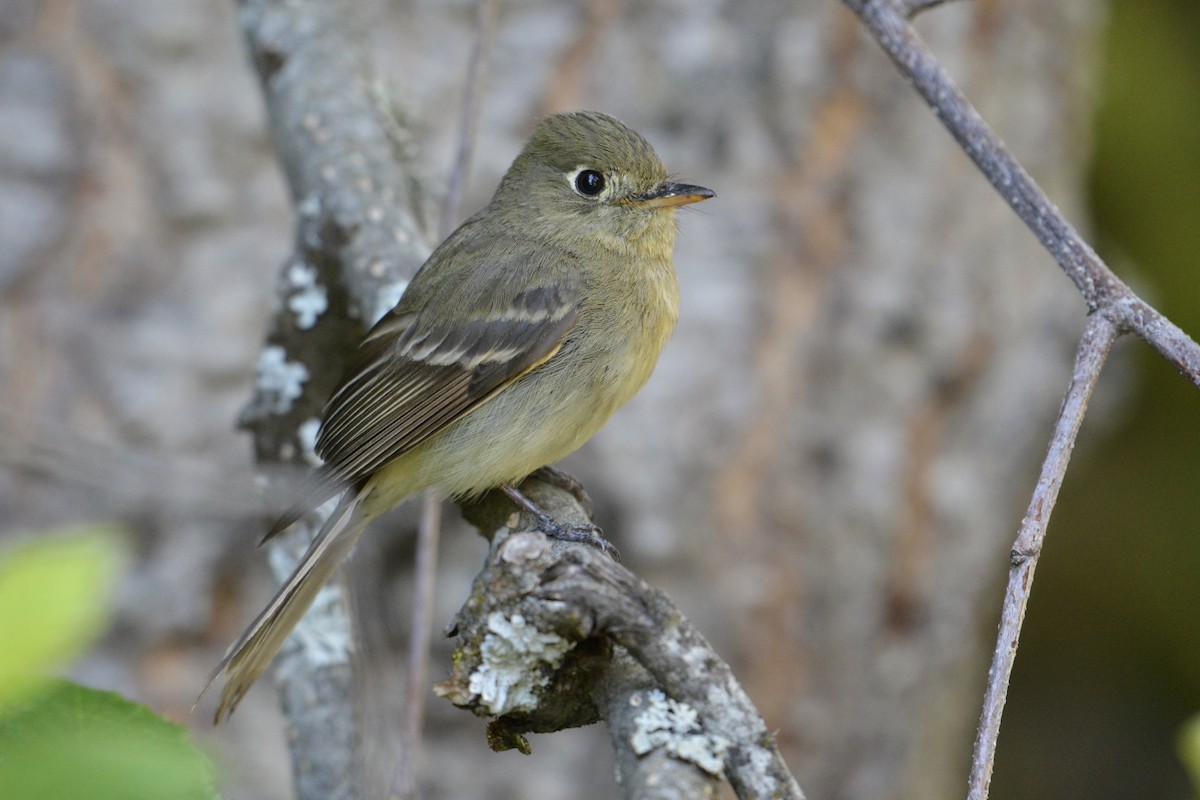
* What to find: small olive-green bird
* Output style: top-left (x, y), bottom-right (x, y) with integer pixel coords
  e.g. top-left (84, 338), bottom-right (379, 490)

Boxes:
top-left (206, 110), bottom-right (712, 721)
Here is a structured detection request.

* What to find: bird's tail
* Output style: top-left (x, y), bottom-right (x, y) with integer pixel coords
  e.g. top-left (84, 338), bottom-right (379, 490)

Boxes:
top-left (201, 491), bottom-right (367, 723)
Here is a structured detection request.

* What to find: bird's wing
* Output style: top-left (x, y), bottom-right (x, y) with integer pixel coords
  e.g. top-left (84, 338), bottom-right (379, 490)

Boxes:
top-left (315, 282), bottom-right (580, 488)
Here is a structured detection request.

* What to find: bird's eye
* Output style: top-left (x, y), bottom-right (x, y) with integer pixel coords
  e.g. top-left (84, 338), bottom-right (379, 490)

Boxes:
top-left (574, 169), bottom-right (606, 197)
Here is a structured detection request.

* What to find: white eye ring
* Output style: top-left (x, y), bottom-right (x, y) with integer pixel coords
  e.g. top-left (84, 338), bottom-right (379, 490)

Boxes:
top-left (568, 167), bottom-right (607, 198)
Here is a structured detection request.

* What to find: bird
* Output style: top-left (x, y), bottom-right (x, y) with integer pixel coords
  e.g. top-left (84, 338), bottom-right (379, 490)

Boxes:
top-left (205, 110), bottom-right (713, 722)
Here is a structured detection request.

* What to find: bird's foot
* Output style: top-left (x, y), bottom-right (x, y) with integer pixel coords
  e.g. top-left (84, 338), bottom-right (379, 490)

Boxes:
top-left (500, 483), bottom-right (619, 560)
top-left (536, 517), bottom-right (620, 561)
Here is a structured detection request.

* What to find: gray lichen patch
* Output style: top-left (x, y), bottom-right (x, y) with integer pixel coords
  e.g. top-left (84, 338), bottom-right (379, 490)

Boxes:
top-left (467, 611), bottom-right (573, 716)
top-left (629, 689), bottom-right (729, 776)
top-left (285, 259), bottom-right (328, 330)
top-left (253, 345), bottom-right (308, 415)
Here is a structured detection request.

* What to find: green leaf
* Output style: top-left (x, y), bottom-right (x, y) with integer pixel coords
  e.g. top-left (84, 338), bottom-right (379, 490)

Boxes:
top-left (0, 526), bottom-right (128, 703)
top-left (0, 679), bottom-right (218, 800)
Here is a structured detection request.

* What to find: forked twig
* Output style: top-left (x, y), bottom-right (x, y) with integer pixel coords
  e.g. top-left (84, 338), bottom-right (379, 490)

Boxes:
top-left (840, 1), bottom-right (1200, 797)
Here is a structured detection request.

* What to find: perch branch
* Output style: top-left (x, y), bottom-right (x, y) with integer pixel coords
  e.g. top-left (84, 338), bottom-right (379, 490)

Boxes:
top-left (968, 313), bottom-right (1119, 799)
top-left (593, 650), bottom-right (722, 800)
top-left (442, 480), bottom-right (806, 800)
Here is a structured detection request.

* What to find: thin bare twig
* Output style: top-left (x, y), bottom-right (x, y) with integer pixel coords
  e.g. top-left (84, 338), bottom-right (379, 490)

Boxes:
top-left (394, 4), bottom-right (500, 796)
top-left (968, 313), bottom-right (1119, 800)
top-left (900, 0), bottom-right (960, 18)
top-left (440, 0), bottom-right (500, 235)
top-left (445, 480), bottom-right (806, 800)
top-left (391, 492), bottom-right (442, 800)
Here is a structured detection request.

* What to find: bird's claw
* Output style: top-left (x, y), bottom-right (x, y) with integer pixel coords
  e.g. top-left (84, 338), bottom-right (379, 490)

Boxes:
top-left (500, 482), bottom-right (618, 560)
top-left (534, 517), bottom-right (620, 561)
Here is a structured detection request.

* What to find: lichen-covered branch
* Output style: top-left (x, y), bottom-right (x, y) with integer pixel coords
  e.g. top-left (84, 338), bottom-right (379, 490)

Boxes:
top-left (594, 651), bottom-right (723, 800)
top-left (442, 480), bottom-right (806, 800)
top-left (235, 1), bottom-right (431, 798)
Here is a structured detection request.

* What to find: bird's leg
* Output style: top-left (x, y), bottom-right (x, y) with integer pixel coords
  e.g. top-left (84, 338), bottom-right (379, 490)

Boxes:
top-left (527, 465), bottom-right (595, 517)
top-left (499, 483), bottom-right (619, 560)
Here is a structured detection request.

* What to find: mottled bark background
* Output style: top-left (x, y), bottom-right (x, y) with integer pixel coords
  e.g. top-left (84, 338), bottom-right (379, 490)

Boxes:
top-left (4, 0), bottom-right (1199, 798)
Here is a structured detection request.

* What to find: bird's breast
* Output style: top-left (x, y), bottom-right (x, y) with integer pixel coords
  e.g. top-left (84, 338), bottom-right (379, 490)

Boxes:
top-left (577, 252), bottom-right (679, 411)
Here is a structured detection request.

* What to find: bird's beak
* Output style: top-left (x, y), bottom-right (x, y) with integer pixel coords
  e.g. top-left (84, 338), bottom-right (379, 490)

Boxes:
top-left (631, 182), bottom-right (715, 209)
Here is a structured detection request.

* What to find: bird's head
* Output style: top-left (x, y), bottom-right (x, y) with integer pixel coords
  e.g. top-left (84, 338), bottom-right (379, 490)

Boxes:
top-left (492, 111), bottom-right (713, 254)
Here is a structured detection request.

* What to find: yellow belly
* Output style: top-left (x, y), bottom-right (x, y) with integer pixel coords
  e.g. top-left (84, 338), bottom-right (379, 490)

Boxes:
top-left (362, 262), bottom-right (678, 518)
